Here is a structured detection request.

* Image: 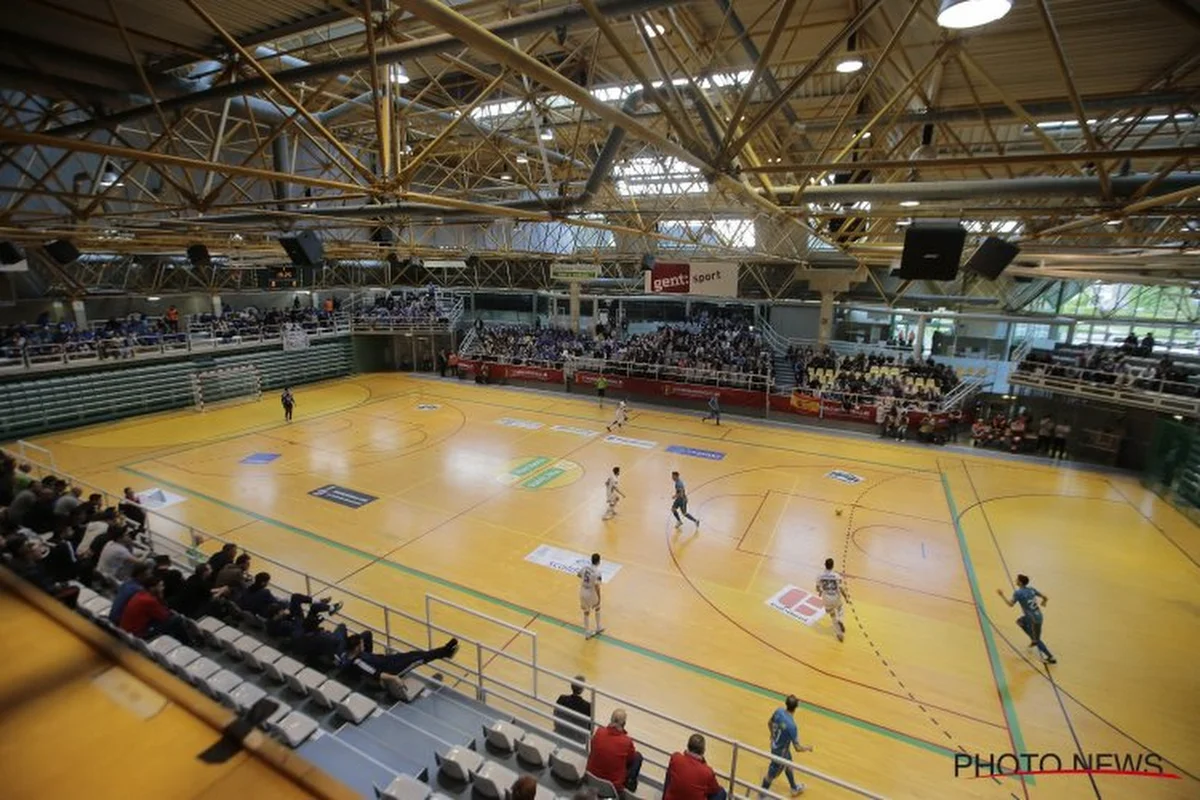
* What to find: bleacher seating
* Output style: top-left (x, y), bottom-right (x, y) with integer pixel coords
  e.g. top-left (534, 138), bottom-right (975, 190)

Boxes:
top-left (789, 345), bottom-right (959, 404)
top-left (17, 542), bottom-right (613, 800)
top-left (1016, 343), bottom-right (1200, 397)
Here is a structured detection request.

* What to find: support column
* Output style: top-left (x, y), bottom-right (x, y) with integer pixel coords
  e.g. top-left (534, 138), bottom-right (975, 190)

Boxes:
top-left (817, 290), bottom-right (835, 346)
top-left (211, 294), bottom-right (223, 317)
top-left (1003, 320), bottom-right (1015, 360)
top-left (914, 314), bottom-right (926, 358)
top-left (569, 281), bottom-right (581, 334)
top-left (70, 299), bottom-right (87, 328)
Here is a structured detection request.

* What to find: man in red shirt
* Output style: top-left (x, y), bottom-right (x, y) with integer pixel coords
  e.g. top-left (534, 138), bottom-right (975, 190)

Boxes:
top-left (120, 574), bottom-right (191, 643)
top-left (586, 709), bottom-right (643, 791)
top-left (664, 734), bottom-right (726, 800)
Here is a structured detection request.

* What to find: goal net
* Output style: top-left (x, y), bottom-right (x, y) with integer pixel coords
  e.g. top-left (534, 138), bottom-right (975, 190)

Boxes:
top-left (282, 323), bottom-right (311, 351)
top-left (191, 364), bottom-right (263, 411)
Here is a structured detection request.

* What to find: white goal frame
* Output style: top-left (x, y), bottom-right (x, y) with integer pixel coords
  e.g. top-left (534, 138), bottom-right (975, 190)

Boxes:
top-left (191, 364), bottom-right (263, 411)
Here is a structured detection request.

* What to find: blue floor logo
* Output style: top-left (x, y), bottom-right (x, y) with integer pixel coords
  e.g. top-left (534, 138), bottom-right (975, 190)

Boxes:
top-left (666, 445), bottom-right (726, 461)
top-left (241, 453), bottom-right (280, 465)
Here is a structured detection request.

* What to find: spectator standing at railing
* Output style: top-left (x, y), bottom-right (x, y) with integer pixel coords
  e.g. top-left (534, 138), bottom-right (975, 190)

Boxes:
top-left (1051, 420), bottom-right (1071, 460)
top-left (1036, 416), bottom-right (1054, 454)
top-left (165, 305), bottom-right (180, 333)
top-left (554, 675), bottom-right (593, 742)
top-left (664, 734), bottom-right (726, 800)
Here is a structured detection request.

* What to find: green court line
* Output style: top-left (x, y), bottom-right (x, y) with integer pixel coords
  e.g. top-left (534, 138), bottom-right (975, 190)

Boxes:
top-left (941, 472), bottom-right (1032, 786)
top-left (124, 463), bottom-right (962, 760)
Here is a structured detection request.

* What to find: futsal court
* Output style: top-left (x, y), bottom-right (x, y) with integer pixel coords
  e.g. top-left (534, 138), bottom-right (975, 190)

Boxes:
top-left (15, 373), bottom-right (1199, 800)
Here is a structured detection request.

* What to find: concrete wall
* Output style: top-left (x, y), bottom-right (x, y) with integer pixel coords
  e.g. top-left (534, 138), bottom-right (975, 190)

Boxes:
top-left (768, 305), bottom-right (821, 339)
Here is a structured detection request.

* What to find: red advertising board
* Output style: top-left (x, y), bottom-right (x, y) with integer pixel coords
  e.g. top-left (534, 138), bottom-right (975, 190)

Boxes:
top-left (458, 360), bottom-right (940, 425)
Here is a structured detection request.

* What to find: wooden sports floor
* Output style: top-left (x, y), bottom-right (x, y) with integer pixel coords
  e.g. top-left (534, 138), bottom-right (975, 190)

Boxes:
top-left (15, 373), bottom-right (1200, 800)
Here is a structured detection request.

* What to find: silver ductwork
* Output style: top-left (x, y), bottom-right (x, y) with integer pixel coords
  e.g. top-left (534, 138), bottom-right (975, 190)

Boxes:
top-left (791, 173), bottom-right (1200, 203)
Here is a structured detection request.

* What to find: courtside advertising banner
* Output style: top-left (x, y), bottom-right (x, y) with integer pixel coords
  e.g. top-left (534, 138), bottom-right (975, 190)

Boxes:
top-left (644, 261), bottom-right (739, 297)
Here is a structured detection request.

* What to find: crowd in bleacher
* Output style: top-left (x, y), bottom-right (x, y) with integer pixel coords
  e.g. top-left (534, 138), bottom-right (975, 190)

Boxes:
top-left (468, 311), bottom-right (773, 379)
top-left (355, 288), bottom-right (454, 326)
top-left (1016, 338), bottom-right (1198, 396)
top-left (790, 345), bottom-right (960, 403)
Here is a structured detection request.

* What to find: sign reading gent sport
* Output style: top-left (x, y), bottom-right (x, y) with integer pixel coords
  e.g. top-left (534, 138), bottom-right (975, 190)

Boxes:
top-left (645, 261), bottom-right (739, 297)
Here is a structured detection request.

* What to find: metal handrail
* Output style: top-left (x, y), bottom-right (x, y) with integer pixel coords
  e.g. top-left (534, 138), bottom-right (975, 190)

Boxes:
top-left (1010, 371), bottom-right (1200, 417)
top-left (5, 447), bottom-right (884, 800)
top-left (461, 354), bottom-right (775, 392)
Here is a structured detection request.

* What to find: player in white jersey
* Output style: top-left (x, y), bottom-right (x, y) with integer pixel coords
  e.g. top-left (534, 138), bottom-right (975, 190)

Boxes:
top-left (606, 400), bottom-right (628, 433)
top-left (602, 467), bottom-right (625, 520)
top-left (816, 557), bottom-right (849, 642)
top-left (579, 552), bottom-right (604, 638)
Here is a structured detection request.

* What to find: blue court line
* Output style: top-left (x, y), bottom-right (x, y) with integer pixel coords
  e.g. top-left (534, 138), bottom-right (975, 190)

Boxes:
top-left (122, 464), bottom-right (966, 760)
top-left (941, 472), bottom-right (1033, 788)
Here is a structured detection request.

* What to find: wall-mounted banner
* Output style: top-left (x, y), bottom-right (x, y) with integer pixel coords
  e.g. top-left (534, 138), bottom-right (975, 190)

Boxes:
top-left (550, 263), bottom-right (603, 281)
top-left (644, 261), bottom-right (739, 297)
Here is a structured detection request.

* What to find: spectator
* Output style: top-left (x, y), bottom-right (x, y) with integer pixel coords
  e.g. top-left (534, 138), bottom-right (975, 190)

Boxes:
top-left (96, 529), bottom-right (143, 584)
top-left (207, 542), bottom-right (238, 574)
top-left (8, 481), bottom-right (39, 528)
top-left (42, 524), bottom-right (86, 584)
top-left (110, 562), bottom-right (154, 624)
top-left (8, 536), bottom-right (80, 608)
top-left (214, 552), bottom-right (252, 596)
top-left (119, 573), bottom-right (192, 643)
top-left (1122, 331), bottom-right (1139, 353)
top-left (1051, 420), bottom-right (1071, 460)
top-left (555, 675), bottom-right (593, 742)
top-left (1036, 416), bottom-right (1054, 454)
top-left (119, 487), bottom-right (146, 530)
top-left (664, 734), bottom-right (725, 800)
top-left (1141, 332), bottom-right (1155, 356)
top-left (511, 777), bottom-right (539, 800)
top-left (153, 554), bottom-right (185, 599)
top-left (167, 563), bottom-right (229, 619)
top-left (53, 485), bottom-right (83, 520)
top-left (586, 709), bottom-right (643, 792)
top-left (338, 633), bottom-right (459, 694)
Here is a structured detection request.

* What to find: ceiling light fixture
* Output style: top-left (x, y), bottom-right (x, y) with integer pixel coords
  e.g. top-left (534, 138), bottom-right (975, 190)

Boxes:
top-left (390, 65), bottom-right (411, 85)
top-left (539, 116), bottom-right (555, 141)
top-left (516, 153), bottom-right (529, 164)
top-left (836, 56), bottom-right (864, 74)
top-left (1105, 218), bottom-right (1121, 226)
top-left (643, 22), bottom-right (665, 38)
top-left (98, 163), bottom-right (124, 188)
top-left (936, 0), bottom-right (1013, 29)
top-left (500, 174), bottom-right (512, 180)
top-left (899, 199), bottom-right (920, 207)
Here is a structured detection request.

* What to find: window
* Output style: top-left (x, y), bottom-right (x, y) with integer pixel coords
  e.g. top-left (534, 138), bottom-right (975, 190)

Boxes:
top-left (615, 157), bottom-right (707, 197)
top-left (656, 218), bottom-right (755, 249)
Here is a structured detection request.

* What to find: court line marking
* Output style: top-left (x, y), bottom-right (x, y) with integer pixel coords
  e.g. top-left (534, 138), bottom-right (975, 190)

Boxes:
top-left (941, 471), bottom-right (1032, 794)
top-left (412, 386), bottom-right (941, 475)
top-left (1104, 479), bottom-right (1200, 571)
top-left (120, 464), bottom-right (969, 760)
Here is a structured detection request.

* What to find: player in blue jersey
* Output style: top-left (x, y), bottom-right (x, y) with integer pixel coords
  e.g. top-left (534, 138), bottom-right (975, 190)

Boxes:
top-left (760, 694), bottom-right (813, 796)
top-left (670, 470), bottom-right (700, 529)
top-left (996, 574), bottom-right (1056, 664)
top-left (702, 394), bottom-right (721, 425)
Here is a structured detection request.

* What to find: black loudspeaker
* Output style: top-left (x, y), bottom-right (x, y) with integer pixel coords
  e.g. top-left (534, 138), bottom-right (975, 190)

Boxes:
top-left (186, 243), bottom-right (211, 267)
top-left (895, 222), bottom-right (965, 281)
top-left (279, 230), bottom-right (324, 266)
top-left (964, 236), bottom-right (1020, 280)
top-left (0, 241), bottom-right (22, 264)
top-left (44, 239), bottom-right (80, 265)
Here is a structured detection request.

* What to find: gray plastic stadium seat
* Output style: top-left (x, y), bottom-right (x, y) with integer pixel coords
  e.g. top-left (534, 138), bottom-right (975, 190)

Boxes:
top-left (213, 625), bottom-right (243, 656)
top-left (148, 635), bottom-right (182, 665)
top-left (264, 654), bottom-right (304, 684)
top-left (81, 596), bottom-right (111, 619)
top-left (196, 616), bottom-right (227, 647)
top-left (164, 645), bottom-right (201, 674)
top-left (205, 669), bottom-right (243, 706)
top-left (483, 720), bottom-right (525, 752)
top-left (515, 733), bottom-right (556, 767)
top-left (377, 773), bottom-right (432, 800)
top-left (184, 656), bottom-right (221, 686)
top-left (232, 633), bottom-right (262, 660)
top-left (287, 666), bottom-right (327, 697)
top-left (275, 711), bottom-right (319, 748)
top-left (436, 746), bottom-right (485, 782)
top-left (230, 682), bottom-right (268, 713)
top-left (473, 761), bottom-right (518, 799)
top-left (585, 772), bottom-right (620, 799)
top-left (310, 678), bottom-right (352, 710)
top-left (335, 692), bottom-right (378, 725)
top-left (550, 750), bottom-right (586, 785)
top-left (244, 643), bottom-right (282, 672)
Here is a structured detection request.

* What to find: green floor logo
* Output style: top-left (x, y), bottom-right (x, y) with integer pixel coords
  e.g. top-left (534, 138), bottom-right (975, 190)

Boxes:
top-left (500, 456), bottom-right (583, 490)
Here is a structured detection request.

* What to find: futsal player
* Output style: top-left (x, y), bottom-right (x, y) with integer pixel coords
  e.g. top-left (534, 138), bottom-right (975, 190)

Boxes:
top-left (670, 471), bottom-right (700, 529)
top-left (815, 558), bottom-right (849, 642)
top-left (603, 467), bottom-right (625, 520)
top-left (606, 400), bottom-right (629, 433)
top-left (579, 553), bottom-right (604, 638)
top-left (996, 574), bottom-right (1056, 664)
top-left (281, 387), bottom-right (295, 422)
top-left (702, 394), bottom-right (721, 425)
top-left (760, 694), bottom-right (813, 796)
